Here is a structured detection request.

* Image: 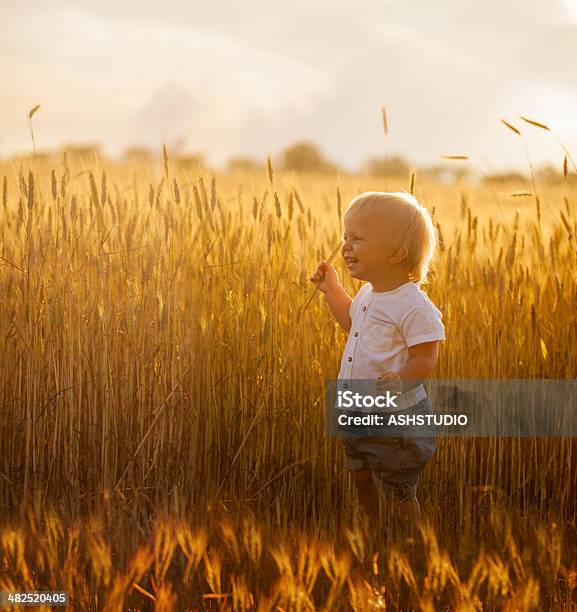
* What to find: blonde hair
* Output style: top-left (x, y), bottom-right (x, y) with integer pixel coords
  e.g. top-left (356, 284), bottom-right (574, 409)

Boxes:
top-left (345, 191), bottom-right (437, 284)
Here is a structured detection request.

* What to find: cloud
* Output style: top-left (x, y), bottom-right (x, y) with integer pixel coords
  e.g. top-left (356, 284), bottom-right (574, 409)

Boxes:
top-left (1, 0), bottom-right (576, 169)
top-left (130, 81), bottom-right (197, 151)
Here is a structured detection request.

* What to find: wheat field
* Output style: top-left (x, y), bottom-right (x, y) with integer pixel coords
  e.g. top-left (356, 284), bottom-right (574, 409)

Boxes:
top-left (1, 148), bottom-right (576, 610)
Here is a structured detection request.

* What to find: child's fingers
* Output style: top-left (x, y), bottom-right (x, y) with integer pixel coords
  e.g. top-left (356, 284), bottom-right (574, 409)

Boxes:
top-left (377, 372), bottom-right (403, 394)
top-left (376, 378), bottom-right (393, 389)
top-left (309, 260), bottom-right (337, 286)
top-left (377, 373), bottom-right (395, 390)
top-left (310, 264), bottom-right (326, 283)
top-left (318, 261), bottom-right (336, 279)
top-left (378, 371), bottom-right (400, 380)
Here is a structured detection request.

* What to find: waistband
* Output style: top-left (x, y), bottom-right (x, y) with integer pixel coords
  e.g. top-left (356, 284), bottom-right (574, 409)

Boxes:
top-left (388, 383), bottom-right (427, 412)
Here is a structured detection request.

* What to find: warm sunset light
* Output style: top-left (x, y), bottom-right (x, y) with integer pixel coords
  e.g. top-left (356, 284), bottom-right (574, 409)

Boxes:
top-left (1, 0), bottom-right (576, 171)
top-left (1, 1), bottom-right (577, 609)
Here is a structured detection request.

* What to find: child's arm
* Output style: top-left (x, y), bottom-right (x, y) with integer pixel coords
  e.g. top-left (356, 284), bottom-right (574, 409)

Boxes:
top-left (310, 261), bottom-right (352, 332)
top-left (397, 341), bottom-right (440, 379)
top-left (376, 341), bottom-right (440, 391)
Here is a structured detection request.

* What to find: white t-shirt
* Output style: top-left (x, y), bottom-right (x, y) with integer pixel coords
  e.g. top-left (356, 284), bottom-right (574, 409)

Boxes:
top-left (338, 281), bottom-right (445, 381)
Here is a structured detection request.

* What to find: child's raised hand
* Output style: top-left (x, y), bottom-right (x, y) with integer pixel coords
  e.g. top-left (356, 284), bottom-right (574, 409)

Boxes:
top-left (310, 260), bottom-right (339, 294)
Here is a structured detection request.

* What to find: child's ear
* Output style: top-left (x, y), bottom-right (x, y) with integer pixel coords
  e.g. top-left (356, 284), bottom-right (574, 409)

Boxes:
top-left (389, 244), bottom-right (408, 264)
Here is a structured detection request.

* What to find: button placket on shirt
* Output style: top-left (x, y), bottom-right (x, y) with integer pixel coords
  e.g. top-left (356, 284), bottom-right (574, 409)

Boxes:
top-left (344, 297), bottom-right (372, 383)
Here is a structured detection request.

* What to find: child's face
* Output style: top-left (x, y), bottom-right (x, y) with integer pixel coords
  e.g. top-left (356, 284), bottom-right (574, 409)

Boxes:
top-left (342, 206), bottom-right (399, 281)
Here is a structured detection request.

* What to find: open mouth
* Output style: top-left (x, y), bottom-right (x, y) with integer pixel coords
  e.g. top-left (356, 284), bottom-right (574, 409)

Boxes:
top-left (344, 256), bottom-right (359, 267)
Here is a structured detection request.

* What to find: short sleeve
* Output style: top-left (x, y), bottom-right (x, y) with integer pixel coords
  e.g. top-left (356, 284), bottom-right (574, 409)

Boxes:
top-left (400, 304), bottom-right (445, 347)
top-left (349, 283), bottom-right (372, 320)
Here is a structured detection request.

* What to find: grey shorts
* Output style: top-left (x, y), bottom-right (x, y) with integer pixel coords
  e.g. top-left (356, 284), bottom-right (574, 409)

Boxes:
top-left (342, 396), bottom-right (436, 502)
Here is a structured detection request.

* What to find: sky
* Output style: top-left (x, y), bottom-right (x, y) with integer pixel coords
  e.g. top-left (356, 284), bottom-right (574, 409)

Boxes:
top-left (1, 0), bottom-right (577, 172)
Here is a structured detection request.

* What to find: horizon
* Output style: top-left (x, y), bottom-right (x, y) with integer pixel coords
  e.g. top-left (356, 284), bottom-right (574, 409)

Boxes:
top-left (2, 137), bottom-right (571, 181)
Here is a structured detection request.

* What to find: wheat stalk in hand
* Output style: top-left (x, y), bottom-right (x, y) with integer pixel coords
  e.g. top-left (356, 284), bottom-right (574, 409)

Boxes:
top-left (279, 240), bottom-right (343, 372)
top-left (301, 239), bottom-right (343, 313)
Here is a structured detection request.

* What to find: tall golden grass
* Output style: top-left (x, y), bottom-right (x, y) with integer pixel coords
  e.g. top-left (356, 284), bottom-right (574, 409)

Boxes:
top-left (1, 149), bottom-right (576, 609)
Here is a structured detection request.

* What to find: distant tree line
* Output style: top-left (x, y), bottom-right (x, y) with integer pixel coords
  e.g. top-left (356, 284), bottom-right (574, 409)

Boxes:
top-left (15, 141), bottom-right (574, 183)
